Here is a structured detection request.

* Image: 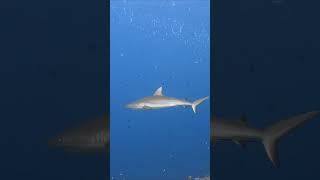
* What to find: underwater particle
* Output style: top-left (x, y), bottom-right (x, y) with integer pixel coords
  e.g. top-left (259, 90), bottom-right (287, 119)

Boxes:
top-left (154, 65), bottom-right (159, 70)
top-left (171, 1), bottom-right (176, 6)
top-left (137, 73), bottom-right (143, 79)
top-left (111, 177), bottom-right (114, 180)
top-left (169, 153), bottom-right (175, 160)
top-left (179, 22), bottom-right (184, 33)
top-left (120, 53), bottom-right (124, 57)
top-left (194, 58), bottom-right (203, 64)
top-left (162, 168), bottom-right (167, 174)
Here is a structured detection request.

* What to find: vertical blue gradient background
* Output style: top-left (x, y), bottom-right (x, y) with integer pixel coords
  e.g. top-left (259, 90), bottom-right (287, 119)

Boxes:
top-left (111, 1), bottom-right (210, 180)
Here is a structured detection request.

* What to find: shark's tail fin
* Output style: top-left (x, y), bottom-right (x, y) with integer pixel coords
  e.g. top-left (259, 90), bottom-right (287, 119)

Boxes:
top-left (191, 96), bottom-right (209, 113)
top-left (261, 111), bottom-right (320, 167)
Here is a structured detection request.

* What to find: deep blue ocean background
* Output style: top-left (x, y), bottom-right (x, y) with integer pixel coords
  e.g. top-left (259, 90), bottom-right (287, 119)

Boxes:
top-left (111, 1), bottom-right (210, 180)
top-left (213, 0), bottom-right (320, 180)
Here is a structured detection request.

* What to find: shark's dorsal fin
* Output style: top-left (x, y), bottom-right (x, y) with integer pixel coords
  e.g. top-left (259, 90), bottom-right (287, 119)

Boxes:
top-left (153, 87), bottom-right (163, 96)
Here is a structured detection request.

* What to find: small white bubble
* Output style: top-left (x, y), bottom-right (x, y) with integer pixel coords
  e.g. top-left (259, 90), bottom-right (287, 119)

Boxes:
top-left (154, 65), bottom-right (158, 70)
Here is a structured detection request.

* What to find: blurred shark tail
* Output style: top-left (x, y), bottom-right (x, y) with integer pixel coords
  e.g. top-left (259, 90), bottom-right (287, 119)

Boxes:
top-left (191, 96), bottom-right (209, 113)
top-left (261, 111), bottom-right (320, 167)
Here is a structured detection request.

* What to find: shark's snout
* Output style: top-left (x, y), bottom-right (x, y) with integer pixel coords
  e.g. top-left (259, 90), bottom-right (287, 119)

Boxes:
top-left (126, 102), bottom-right (143, 109)
top-left (126, 103), bottom-right (135, 109)
top-left (48, 135), bottom-right (64, 148)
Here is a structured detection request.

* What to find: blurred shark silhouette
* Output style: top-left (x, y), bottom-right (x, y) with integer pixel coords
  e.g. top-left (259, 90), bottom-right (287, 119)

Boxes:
top-left (211, 111), bottom-right (320, 167)
top-left (48, 116), bottom-right (109, 152)
top-left (48, 111), bottom-right (319, 167)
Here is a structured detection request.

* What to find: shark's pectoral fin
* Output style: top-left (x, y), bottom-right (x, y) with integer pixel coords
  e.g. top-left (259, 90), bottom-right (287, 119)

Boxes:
top-left (232, 139), bottom-right (247, 148)
top-left (142, 105), bottom-right (151, 110)
top-left (153, 86), bottom-right (163, 96)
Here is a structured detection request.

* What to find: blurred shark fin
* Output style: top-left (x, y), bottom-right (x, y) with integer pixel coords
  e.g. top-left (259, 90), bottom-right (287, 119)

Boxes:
top-left (233, 139), bottom-right (247, 148)
top-left (261, 111), bottom-right (320, 167)
top-left (191, 96), bottom-right (209, 113)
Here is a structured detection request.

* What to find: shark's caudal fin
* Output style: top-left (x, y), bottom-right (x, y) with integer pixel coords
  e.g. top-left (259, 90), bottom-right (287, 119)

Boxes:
top-left (191, 96), bottom-right (209, 113)
top-left (261, 111), bottom-right (320, 167)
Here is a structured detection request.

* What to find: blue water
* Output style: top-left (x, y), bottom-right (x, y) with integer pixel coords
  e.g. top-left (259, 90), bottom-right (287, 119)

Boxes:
top-left (110, 1), bottom-right (210, 180)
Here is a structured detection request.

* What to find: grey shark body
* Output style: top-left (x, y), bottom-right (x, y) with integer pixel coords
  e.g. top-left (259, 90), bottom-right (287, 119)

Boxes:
top-left (126, 87), bottom-right (209, 113)
top-left (48, 111), bottom-right (319, 166)
top-left (211, 111), bottom-right (320, 166)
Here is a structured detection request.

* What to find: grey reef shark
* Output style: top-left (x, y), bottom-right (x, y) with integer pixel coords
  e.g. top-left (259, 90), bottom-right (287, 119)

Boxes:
top-left (126, 86), bottom-right (209, 113)
top-left (48, 110), bottom-right (320, 167)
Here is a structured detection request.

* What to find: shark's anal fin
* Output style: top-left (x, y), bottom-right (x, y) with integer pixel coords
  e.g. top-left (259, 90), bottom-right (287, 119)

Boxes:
top-left (142, 105), bottom-right (151, 110)
top-left (153, 86), bottom-right (163, 96)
